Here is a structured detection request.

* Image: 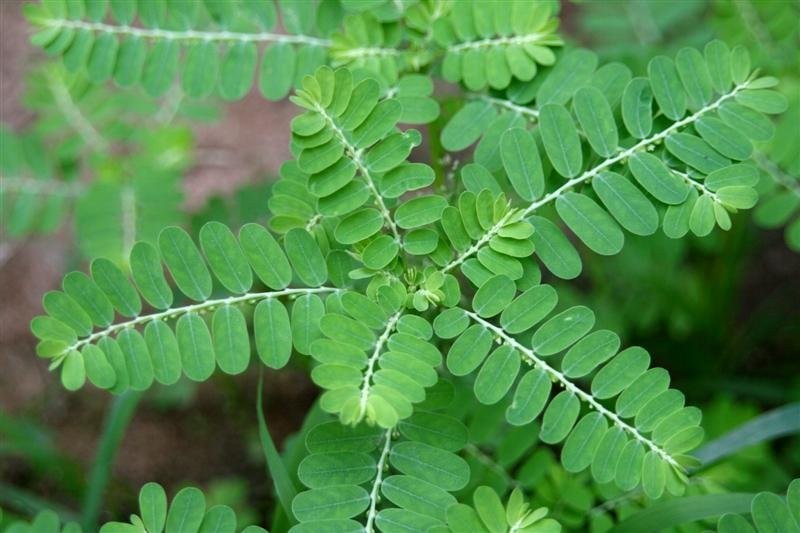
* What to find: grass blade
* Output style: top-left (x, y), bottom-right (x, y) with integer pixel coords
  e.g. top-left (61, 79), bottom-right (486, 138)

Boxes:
top-left (609, 493), bottom-right (756, 533)
top-left (694, 402), bottom-right (800, 468)
top-left (81, 390), bottom-right (142, 530)
top-left (257, 370), bottom-right (299, 525)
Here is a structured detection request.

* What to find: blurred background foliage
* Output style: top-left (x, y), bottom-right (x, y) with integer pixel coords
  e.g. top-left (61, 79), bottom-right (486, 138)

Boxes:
top-left (0, 0), bottom-right (798, 531)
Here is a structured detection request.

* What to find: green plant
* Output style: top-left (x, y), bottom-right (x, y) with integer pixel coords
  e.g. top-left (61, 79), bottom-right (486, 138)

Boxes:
top-left (4, 1), bottom-right (799, 532)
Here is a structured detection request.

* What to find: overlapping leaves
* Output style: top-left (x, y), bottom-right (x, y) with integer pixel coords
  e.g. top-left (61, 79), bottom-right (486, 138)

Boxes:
top-left (25, 0), bottom-right (332, 100)
top-left (435, 0), bottom-right (563, 91)
top-left (26, 0), bottom-right (567, 101)
top-left (31, 222), bottom-right (333, 392)
top-left (290, 403), bottom-right (471, 532)
top-left (328, 13), bottom-right (411, 85)
top-left (310, 290), bottom-right (443, 428)
top-left (435, 275), bottom-right (704, 499)
top-left (439, 42), bottom-right (785, 284)
top-left (18, 12), bottom-right (792, 529)
top-left (447, 486), bottom-right (561, 533)
top-left (274, 65), bottom-right (445, 270)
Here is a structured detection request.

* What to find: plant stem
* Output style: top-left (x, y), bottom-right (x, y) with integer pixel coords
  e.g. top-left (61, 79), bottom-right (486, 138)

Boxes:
top-left (257, 371), bottom-right (298, 526)
top-left (364, 428), bottom-right (393, 533)
top-left (358, 312), bottom-right (403, 421)
top-left (54, 287), bottom-right (338, 361)
top-left (312, 104), bottom-right (401, 242)
top-left (473, 94), bottom-right (540, 120)
top-left (81, 390), bottom-right (142, 530)
top-left (42, 18), bottom-right (331, 47)
top-left (449, 32), bottom-right (552, 52)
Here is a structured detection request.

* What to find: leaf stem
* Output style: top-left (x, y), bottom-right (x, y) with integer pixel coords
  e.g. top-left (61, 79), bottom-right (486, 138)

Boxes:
top-left (364, 427), bottom-right (394, 533)
top-left (358, 312), bottom-right (403, 421)
top-left (257, 370), bottom-right (299, 525)
top-left (81, 390), bottom-right (142, 530)
top-left (672, 169), bottom-right (720, 202)
top-left (473, 94), bottom-right (540, 120)
top-left (55, 287), bottom-right (338, 360)
top-left (331, 47), bottom-right (401, 60)
top-left (449, 33), bottom-right (552, 52)
top-left (45, 68), bottom-right (109, 153)
top-left (41, 17), bottom-right (331, 47)
top-left (464, 310), bottom-right (681, 470)
top-left (312, 104), bottom-right (401, 242)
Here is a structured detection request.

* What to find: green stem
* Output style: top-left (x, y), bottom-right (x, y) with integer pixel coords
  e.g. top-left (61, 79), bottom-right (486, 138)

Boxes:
top-left (81, 390), bottom-right (142, 530)
top-left (53, 287), bottom-right (337, 362)
top-left (42, 17), bottom-right (331, 47)
top-left (257, 371), bottom-right (299, 526)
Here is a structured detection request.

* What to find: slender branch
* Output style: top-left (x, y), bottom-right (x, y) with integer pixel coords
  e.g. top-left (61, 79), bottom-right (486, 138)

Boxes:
top-left (441, 80), bottom-right (752, 273)
top-left (358, 312), bottom-right (403, 420)
top-left (81, 390), bottom-right (142, 530)
top-left (331, 47), bottom-right (400, 61)
top-left (449, 33), bottom-right (553, 52)
top-left (1, 176), bottom-right (84, 197)
top-left (45, 69), bottom-right (109, 153)
top-left (672, 169), bottom-right (719, 202)
top-left (312, 103), bottom-right (401, 241)
top-left (464, 310), bottom-right (682, 470)
top-left (752, 151), bottom-right (800, 198)
top-left (305, 214), bottom-right (323, 232)
top-left (473, 94), bottom-right (539, 121)
top-left (55, 287), bottom-right (337, 360)
top-left (41, 18), bottom-right (331, 46)
top-left (364, 428), bottom-right (394, 533)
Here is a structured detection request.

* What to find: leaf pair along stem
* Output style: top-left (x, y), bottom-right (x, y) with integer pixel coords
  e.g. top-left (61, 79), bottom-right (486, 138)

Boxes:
top-left (464, 310), bottom-right (681, 470)
top-left (312, 103), bottom-right (402, 242)
top-left (441, 79), bottom-right (753, 274)
top-left (53, 287), bottom-right (337, 362)
top-left (358, 311), bottom-right (404, 420)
